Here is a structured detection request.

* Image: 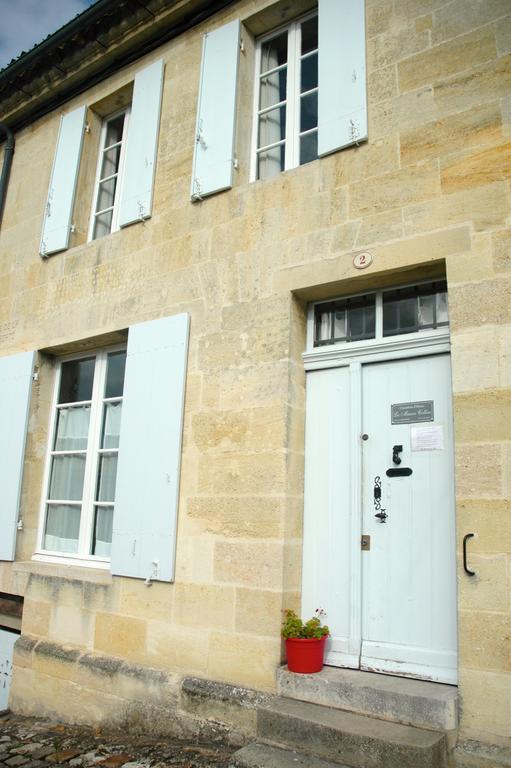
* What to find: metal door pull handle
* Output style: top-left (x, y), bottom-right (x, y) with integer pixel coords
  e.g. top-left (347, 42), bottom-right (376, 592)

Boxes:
top-left (386, 467), bottom-right (412, 477)
top-left (463, 533), bottom-right (476, 576)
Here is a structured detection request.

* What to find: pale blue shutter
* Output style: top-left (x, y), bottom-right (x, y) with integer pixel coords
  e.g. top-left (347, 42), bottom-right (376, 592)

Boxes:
top-left (191, 20), bottom-right (240, 199)
top-left (0, 351), bottom-right (34, 561)
top-left (111, 313), bottom-right (189, 582)
top-left (119, 59), bottom-right (164, 227)
top-left (39, 106), bottom-right (86, 257)
top-left (318, 0), bottom-right (367, 156)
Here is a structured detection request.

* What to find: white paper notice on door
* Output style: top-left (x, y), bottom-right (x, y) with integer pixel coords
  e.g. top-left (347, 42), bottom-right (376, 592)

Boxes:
top-left (411, 425), bottom-right (444, 451)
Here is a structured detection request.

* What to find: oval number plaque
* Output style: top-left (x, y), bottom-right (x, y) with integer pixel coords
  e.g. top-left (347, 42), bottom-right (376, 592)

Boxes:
top-left (353, 251), bottom-right (373, 269)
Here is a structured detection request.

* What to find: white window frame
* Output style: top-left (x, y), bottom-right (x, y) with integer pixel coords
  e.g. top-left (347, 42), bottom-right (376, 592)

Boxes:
top-left (250, 9), bottom-right (318, 182)
top-left (88, 107), bottom-right (130, 242)
top-left (304, 281), bottom-right (451, 370)
top-left (34, 345), bottom-right (126, 568)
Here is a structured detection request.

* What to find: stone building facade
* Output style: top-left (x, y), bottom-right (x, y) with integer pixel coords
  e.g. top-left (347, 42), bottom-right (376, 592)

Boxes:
top-left (0, 0), bottom-right (509, 764)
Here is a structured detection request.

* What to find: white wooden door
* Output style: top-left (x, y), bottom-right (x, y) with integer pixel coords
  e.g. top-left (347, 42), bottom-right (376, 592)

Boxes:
top-left (0, 628), bottom-right (17, 711)
top-left (360, 355), bottom-right (457, 683)
top-left (302, 353), bottom-right (457, 683)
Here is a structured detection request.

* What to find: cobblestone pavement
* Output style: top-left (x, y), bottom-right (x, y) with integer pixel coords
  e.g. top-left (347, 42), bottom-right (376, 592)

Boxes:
top-left (0, 713), bottom-right (236, 768)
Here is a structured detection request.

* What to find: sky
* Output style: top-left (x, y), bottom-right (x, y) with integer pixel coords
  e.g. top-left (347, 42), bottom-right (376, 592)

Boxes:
top-left (0, 0), bottom-right (97, 70)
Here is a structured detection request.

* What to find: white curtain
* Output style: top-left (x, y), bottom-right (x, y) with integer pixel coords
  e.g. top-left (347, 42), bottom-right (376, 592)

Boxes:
top-left (102, 401), bottom-right (122, 448)
top-left (93, 507), bottom-right (113, 557)
top-left (54, 405), bottom-right (90, 450)
top-left (44, 504), bottom-right (80, 553)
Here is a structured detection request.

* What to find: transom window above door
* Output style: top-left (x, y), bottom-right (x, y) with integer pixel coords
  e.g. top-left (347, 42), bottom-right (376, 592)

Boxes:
top-left (313, 281), bottom-right (449, 348)
top-left (253, 12), bottom-right (318, 181)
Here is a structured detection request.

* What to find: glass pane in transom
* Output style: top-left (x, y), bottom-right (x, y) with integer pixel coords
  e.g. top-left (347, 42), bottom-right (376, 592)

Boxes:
top-left (261, 32), bottom-right (288, 73)
top-left (59, 358), bottom-right (95, 403)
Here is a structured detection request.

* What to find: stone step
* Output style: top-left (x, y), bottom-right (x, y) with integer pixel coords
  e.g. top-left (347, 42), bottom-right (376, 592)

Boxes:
top-left (277, 666), bottom-right (458, 732)
top-left (258, 697), bottom-right (449, 768)
top-left (230, 742), bottom-right (351, 768)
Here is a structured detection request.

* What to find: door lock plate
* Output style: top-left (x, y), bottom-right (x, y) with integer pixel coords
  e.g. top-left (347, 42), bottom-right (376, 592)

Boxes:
top-left (361, 535), bottom-right (371, 551)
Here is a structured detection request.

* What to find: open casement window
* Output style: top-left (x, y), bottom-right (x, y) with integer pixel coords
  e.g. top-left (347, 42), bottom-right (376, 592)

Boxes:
top-left (89, 109), bottom-right (130, 240)
top-left (251, 0), bottom-right (367, 181)
top-left (254, 12), bottom-right (319, 180)
top-left (39, 59), bottom-right (164, 256)
top-left (36, 313), bottom-right (189, 581)
top-left (39, 348), bottom-right (126, 561)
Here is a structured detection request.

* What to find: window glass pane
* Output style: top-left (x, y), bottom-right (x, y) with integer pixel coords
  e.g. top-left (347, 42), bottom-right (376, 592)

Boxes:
top-left (348, 301), bottom-right (376, 341)
top-left (418, 294), bottom-right (435, 327)
top-left (301, 16), bottom-right (318, 54)
top-left (96, 454), bottom-right (118, 502)
top-left (102, 402), bottom-right (122, 449)
top-left (258, 105), bottom-right (286, 148)
top-left (399, 297), bottom-right (418, 332)
top-left (315, 308), bottom-right (331, 343)
top-left (301, 52), bottom-right (318, 93)
top-left (105, 351), bottom-right (126, 398)
top-left (383, 301), bottom-right (399, 335)
top-left (300, 131), bottom-right (318, 166)
top-left (437, 292), bottom-right (449, 325)
top-left (104, 114), bottom-right (125, 147)
top-left (261, 33), bottom-right (287, 72)
top-left (259, 66), bottom-right (287, 110)
top-left (49, 455), bottom-right (86, 501)
top-left (91, 506), bottom-right (113, 557)
top-left (100, 145), bottom-right (121, 180)
top-left (54, 405), bottom-right (90, 451)
top-left (333, 310), bottom-right (346, 340)
top-left (59, 358), bottom-right (95, 403)
top-left (96, 177), bottom-right (117, 213)
top-left (300, 91), bottom-right (318, 133)
top-left (257, 144), bottom-right (285, 180)
top-left (93, 210), bottom-right (114, 240)
top-left (44, 504), bottom-right (81, 553)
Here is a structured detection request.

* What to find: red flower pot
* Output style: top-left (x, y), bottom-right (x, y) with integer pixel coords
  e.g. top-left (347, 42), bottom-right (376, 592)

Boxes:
top-left (285, 635), bottom-right (327, 673)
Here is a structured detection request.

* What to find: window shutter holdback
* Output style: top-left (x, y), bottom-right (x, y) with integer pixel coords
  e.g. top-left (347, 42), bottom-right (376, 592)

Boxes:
top-left (318, 0), bottom-right (367, 156)
top-left (191, 19), bottom-right (240, 199)
top-left (111, 313), bottom-right (190, 582)
top-left (0, 351), bottom-right (35, 561)
top-left (119, 58), bottom-right (165, 228)
top-left (40, 105), bottom-right (87, 257)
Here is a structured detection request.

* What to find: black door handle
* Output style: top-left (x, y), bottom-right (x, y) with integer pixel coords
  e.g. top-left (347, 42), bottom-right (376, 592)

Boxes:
top-left (463, 533), bottom-right (476, 576)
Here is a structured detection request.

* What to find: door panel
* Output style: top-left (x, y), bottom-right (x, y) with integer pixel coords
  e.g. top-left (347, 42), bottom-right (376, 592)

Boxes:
top-left (302, 366), bottom-right (360, 666)
top-left (0, 628), bottom-right (17, 711)
top-left (360, 355), bottom-right (457, 683)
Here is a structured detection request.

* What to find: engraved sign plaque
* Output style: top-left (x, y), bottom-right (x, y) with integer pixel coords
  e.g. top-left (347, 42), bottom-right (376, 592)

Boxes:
top-left (391, 400), bottom-right (434, 424)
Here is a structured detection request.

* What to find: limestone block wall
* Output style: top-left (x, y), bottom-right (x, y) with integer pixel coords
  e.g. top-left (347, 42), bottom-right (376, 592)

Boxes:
top-left (0, 0), bottom-right (509, 750)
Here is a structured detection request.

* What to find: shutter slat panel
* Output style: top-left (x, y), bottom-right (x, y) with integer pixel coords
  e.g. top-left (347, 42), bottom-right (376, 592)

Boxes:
top-left (0, 351), bottom-right (34, 561)
top-left (119, 59), bottom-right (164, 228)
top-left (191, 20), bottom-right (240, 199)
top-left (40, 106), bottom-right (86, 256)
top-left (111, 314), bottom-right (189, 582)
top-left (318, 0), bottom-right (367, 157)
